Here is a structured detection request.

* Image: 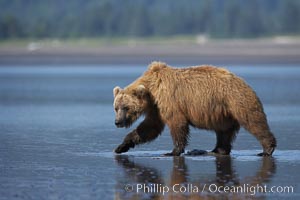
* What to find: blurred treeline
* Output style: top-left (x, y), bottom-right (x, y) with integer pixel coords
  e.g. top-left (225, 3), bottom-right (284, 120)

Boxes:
top-left (0, 0), bottom-right (300, 40)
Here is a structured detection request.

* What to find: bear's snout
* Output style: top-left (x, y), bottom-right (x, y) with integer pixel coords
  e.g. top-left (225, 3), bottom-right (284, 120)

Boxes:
top-left (115, 119), bottom-right (123, 128)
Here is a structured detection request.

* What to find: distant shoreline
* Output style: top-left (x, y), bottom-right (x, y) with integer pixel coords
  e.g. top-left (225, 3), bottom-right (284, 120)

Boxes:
top-left (1, 39), bottom-right (300, 65)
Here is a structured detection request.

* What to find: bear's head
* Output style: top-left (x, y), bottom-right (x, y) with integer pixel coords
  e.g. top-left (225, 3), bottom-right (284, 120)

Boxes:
top-left (113, 85), bottom-right (149, 128)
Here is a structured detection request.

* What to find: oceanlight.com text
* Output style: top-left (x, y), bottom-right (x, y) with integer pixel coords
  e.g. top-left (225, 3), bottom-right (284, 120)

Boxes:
top-left (124, 183), bottom-right (294, 196)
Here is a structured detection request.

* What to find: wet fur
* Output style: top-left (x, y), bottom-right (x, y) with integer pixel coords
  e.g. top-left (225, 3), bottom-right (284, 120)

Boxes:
top-left (114, 62), bottom-right (276, 156)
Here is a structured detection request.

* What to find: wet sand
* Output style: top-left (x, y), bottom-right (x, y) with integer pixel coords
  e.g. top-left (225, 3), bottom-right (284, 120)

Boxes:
top-left (1, 39), bottom-right (300, 65)
top-left (0, 65), bottom-right (300, 199)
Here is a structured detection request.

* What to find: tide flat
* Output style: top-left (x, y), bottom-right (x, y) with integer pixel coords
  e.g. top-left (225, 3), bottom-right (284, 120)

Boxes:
top-left (0, 65), bottom-right (299, 199)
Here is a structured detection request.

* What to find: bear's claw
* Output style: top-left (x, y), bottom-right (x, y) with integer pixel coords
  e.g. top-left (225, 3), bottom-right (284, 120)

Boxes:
top-left (115, 141), bottom-right (135, 154)
top-left (257, 152), bottom-right (272, 157)
top-left (257, 146), bottom-right (275, 157)
top-left (114, 145), bottom-right (128, 154)
top-left (211, 147), bottom-right (230, 155)
top-left (163, 152), bottom-right (175, 156)
top-left (163, 148), bottom-right (184, 156)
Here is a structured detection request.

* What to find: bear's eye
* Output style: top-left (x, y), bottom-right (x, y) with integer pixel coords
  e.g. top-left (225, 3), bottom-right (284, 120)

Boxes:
top-left (123, 106), bottom-right (129, 111)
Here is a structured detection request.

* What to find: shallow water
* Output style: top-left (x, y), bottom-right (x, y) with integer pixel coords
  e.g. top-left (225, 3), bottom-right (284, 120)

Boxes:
top-left (0, 64), bottom-right (300, 199)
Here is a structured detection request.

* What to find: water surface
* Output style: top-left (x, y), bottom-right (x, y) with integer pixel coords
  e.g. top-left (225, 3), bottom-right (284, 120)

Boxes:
top-left (0, 64), bottom-right (299, 199)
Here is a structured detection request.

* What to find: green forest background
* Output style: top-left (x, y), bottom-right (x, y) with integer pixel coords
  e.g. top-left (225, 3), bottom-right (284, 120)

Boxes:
top-left (0, 0), bottom-right (300, 40)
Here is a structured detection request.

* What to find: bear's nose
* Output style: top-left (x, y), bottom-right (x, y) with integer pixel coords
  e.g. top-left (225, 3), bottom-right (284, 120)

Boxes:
top-left (115, 120), bottom-right (121, 126)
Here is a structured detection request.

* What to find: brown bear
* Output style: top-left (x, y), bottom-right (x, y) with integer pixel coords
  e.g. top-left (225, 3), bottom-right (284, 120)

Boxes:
top-left (113, 62), bottom-right (276, 156)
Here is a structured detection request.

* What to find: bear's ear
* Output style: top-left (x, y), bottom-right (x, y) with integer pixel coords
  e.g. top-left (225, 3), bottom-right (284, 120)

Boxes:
top-left (113, 86), bottom-right (122, 97)
top-left (134, 85), bottom-right (147, 98)
top-left (148, 61), bottom-right (167, 72)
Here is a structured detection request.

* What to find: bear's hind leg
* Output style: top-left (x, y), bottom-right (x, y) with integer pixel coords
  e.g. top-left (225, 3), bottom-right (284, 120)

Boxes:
top-left (212, 120), bottom-right (240, 155)
top-left (165, 122), bottom-right (189, 156)
top-left (245, 124), bottom-right (276, 156)
top-left (212, 130), bottom-right (237, 155)
top-left (240, 113), bottom-right (276, 156)
top-left (251, 130), bottom-right (276, 156)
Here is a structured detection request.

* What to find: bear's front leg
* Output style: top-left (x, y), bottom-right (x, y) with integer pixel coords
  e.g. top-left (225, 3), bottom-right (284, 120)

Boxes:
top-left (115, 117), bottom-right (165, 154)
top-left (164, 123), bottom-right (189, 156)
top-left (115, 130), bottom-right (137, 154)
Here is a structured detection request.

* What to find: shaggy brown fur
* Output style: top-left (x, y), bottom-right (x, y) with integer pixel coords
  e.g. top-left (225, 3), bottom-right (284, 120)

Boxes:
top-left (113, 62), bottom-right (276, 156)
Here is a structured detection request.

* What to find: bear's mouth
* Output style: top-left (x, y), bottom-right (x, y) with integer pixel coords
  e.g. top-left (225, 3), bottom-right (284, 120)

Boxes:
top-left (115, 118), bottom-right (133, 128)
top-left (116, 123), bottom-right (124, 128)
top-left (124, 118), bottom-right (133, 128)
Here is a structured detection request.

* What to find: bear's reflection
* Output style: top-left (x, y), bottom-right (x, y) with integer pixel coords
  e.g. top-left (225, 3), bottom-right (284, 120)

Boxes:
top-left (114, 155), bottom-right (276, 200)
